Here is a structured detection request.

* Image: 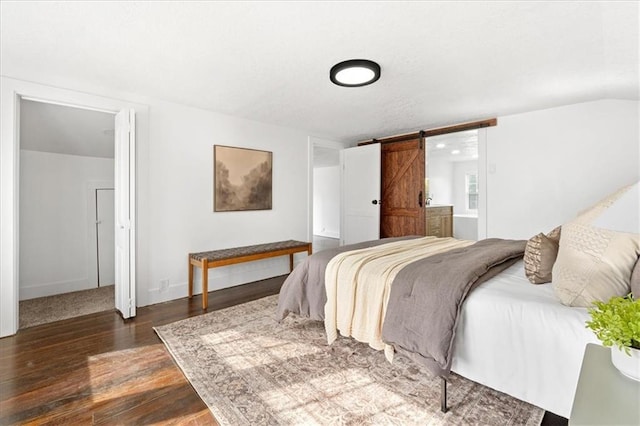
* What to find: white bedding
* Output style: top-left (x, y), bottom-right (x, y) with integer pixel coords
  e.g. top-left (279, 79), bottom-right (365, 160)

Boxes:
top-left (451, 260), bottom-right (599, 418)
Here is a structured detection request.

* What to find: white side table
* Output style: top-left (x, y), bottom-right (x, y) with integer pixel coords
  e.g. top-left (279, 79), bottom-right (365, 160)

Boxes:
top-left (569, 343), bottom-right (640, 425)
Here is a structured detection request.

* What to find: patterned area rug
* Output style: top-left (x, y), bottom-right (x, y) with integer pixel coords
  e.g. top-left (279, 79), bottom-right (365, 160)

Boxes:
top-left (19, 285), bottom-right (115, 329)
top-left (155, 295), bottom-right (544, 425)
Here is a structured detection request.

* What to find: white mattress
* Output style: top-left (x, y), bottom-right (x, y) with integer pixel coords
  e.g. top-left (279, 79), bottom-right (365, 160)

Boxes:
top-left (451, 260), bottom-right (599, 418)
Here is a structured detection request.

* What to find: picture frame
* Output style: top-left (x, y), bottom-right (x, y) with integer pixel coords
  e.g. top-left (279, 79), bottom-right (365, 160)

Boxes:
top-left (213, 145), bottom-right (273, 212)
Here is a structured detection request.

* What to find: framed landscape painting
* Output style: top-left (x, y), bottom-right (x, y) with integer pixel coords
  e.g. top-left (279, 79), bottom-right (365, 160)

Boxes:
top-left (214, 145), bottom-right (273, 212)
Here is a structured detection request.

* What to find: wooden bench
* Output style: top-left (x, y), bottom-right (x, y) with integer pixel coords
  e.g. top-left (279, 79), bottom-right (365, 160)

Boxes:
top-left (188, 240), bottom-right (312, 309)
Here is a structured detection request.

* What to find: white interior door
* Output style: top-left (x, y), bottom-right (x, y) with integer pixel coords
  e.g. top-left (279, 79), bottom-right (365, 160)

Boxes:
top-left (96, 188), bottom-right (115, 286)
top-left (341, 144), bottom-right (381, 245)
top-left (114, 109), bottom-right (136, 318)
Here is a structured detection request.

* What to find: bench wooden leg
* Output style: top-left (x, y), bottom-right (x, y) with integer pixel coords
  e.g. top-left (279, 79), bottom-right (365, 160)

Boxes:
top-left (202, 258), bottom-right (209, 310)
top-left (188, 258), bottom-right (194, 298)
top-left (289, 253), bottom-right (294, 272)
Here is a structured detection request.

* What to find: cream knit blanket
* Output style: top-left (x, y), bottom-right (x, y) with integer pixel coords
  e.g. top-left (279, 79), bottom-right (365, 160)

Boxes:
top-left (324, 236), bottom-right (473, 361)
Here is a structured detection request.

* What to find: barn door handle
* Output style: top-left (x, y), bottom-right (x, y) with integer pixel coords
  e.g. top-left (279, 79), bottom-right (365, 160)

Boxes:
top-left (418, 191), bottom-right (423, 207)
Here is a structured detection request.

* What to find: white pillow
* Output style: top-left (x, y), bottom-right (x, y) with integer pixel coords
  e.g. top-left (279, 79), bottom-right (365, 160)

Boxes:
top-left (553, 182), bottom-right (640, 307)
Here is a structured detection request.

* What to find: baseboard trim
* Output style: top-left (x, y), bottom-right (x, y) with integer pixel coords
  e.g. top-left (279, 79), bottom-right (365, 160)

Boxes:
top-left (20, 278), bottom-right (93, 300)
top-left (144, 259), bottom-right (302, 306)
top-left (314, 232), bottom-right (340, 239)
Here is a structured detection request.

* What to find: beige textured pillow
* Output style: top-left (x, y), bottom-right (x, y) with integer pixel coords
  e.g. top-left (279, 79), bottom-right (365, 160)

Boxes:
top-left (553, 184), bottom-right (640, 307)
top-left (524, 231), bottom-right (560, 284)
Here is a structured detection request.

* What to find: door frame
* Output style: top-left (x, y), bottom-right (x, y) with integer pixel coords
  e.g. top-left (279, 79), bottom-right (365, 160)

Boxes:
top-left (477, 128), bottom-right (487, 240)
top-left (0, 78), bottom-right (148, 337)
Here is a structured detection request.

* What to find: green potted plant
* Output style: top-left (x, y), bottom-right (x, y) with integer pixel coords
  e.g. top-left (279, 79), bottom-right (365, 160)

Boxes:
top-left (586, 294), bottom-right (640, 381)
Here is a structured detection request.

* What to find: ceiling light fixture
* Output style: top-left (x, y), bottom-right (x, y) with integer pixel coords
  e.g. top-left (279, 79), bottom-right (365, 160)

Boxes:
top-left (436, 143), bottom-right (446, 149)
top-left (451, 150), bottom-right (461, 155)
top-left (330, 59), bottom-right (381, 87)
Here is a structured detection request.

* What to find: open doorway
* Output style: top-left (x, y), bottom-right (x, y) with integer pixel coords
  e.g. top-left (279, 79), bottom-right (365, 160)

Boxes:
top-left (312, 143), bottom-right (341, 251)
top-left (425, 130), bottom-right (479, 240)
top-left (1, 80), bottom-right (140, 338)
top-left (18, 99), bottom-right (117, 328)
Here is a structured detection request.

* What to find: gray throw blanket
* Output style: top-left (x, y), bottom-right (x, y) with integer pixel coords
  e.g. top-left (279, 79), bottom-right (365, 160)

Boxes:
top-left (381, 238), bottom-right (526, 377)
top-left (276, 237), bottom-right (417, 321)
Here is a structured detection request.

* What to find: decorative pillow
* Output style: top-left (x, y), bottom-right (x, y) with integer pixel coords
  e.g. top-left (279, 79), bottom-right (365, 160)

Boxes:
top-left (631, 257), bottom-right (640, 299)
top-left (547, 226), bottom-right (561, 241)
top-left (524, 229), bottom-right (561, 284)
top-left (553, 182), bottom-right (640, 307)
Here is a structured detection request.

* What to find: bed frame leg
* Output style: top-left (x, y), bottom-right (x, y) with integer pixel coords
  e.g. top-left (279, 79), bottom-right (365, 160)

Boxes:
top-left (440, 376), bottom-right (448, 413)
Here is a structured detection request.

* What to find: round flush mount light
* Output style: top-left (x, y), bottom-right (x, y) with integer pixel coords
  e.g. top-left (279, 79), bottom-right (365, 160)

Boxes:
top-left (330, 59), bottom-right (381, 87)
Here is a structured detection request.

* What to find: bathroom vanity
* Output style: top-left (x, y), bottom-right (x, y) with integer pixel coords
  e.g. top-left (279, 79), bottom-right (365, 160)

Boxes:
top-left (425, 205), bottom-right (453, 238)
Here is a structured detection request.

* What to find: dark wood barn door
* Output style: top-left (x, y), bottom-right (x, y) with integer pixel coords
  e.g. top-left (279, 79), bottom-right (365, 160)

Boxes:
top-left (380, 138), bottom-right (425, 237)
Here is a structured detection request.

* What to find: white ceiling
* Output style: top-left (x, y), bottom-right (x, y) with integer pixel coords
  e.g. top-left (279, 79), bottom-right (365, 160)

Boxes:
top-left (20, 99), bottom-right (115, 159)
top-left (2, 2), bottom-right (638, 143)
top-left (427, 130), bottom-right (478, 163)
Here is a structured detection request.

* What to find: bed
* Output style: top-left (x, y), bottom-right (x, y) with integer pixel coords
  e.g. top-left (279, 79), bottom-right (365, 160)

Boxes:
top-left (450, 258), bottom-right (597, 417)
top-left (276, 236), bottom-right (598, 418)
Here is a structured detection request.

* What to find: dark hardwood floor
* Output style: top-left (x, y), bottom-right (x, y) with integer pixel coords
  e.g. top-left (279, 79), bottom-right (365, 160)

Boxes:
top-left (0, 276), bottom-right (286, 425)
top-left (1, 274), bottom-right (568, 425)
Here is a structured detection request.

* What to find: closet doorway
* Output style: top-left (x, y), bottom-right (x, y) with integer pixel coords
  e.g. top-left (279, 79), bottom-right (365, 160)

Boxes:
top-left (19, 99), bottom-right (116, 303)
top-left (15, 98), bottom-right (136, 329)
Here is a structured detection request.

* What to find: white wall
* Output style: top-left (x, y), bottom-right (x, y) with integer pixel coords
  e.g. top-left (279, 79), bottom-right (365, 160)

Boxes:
top-left (452, 160), bottom-right (479, 240)
top-left (145, 98), bottom-right (310, 305)
top-left (427, 157), bottom-right (453, 205)
top-left (19, 150), bottom-right (114, 299)
top-left (1, 76), bottom-right (311, 336)
top-left (486, 99), bottom-right (639, 239)
top-left (313, 166), bottom-right (340, 238)
top-left (452, 160), bottom-right (478, 215)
